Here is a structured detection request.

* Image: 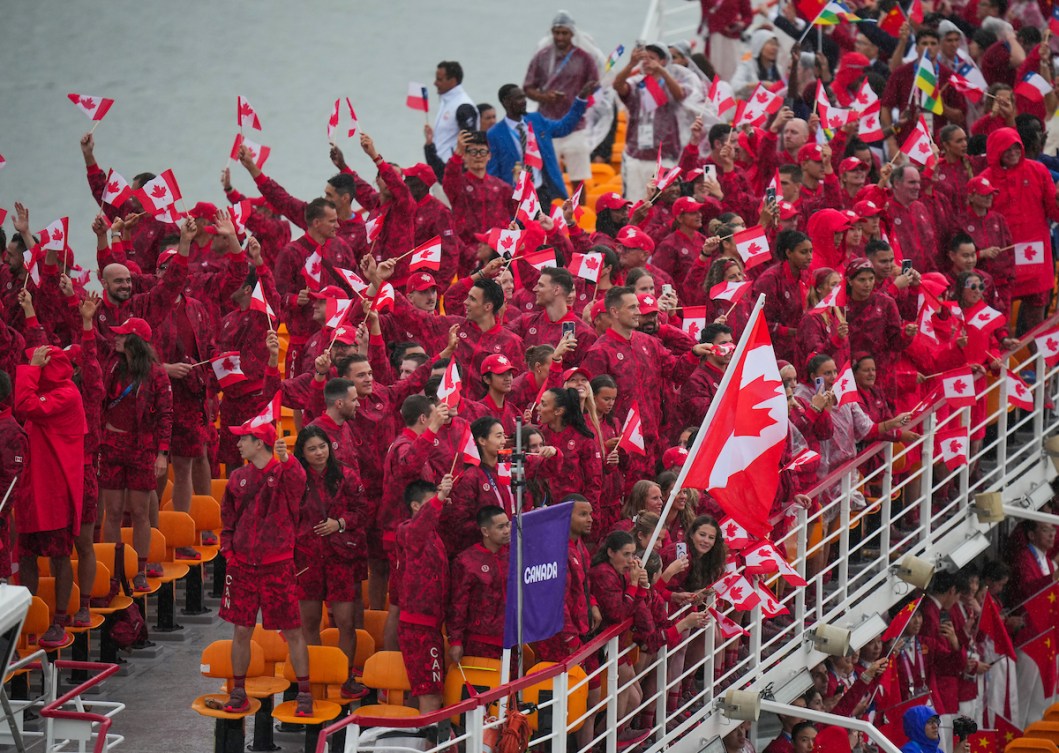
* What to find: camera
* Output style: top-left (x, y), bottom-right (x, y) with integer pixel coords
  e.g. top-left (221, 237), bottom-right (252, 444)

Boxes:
top-left (953, 717), bottom-right (977, 741)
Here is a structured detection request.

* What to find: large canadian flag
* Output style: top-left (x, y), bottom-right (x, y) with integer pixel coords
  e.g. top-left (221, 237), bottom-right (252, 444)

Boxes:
top-left (675, 300), bottom-right (788, 539)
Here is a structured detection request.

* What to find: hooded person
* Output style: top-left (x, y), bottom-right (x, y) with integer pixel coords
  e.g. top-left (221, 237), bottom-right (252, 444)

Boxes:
top-left (807, 209), bottom-right (854, 274)
top-left (831, 52), bottom-right (870, 107)
top-left (15, 345), bottom-right (87, 648)
top-left (979, 127), bottom-right (1059, 334)
top-left (814, 726), bottom-right (853, 753)
top-left (901, 706), bottom-right (942, 753)
top-left (731, 29), bottom-right (784, 99)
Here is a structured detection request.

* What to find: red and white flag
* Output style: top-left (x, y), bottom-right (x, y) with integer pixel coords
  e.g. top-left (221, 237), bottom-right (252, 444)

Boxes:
top-left (681, 305), bottom-right (709, 341)
top-left (458, 422), bottom-right (481, 466)
top-left (939, 366), bottom-right (977, 408)
top-left (497, 462), bottom-right (512, 486)
top-left (815, 81), bottom-right (832, 121)
top-left (0, 154), bottom-right (6, 171)
top-left (711, 571), bottom-right (762, 611)
top-left (734, 84), bottom-right (783, 128)
top-left (365, 215), bottom-right (383, 243)
top-left (102, 169), bottom-right (133, 207)
top-left (680, 307), bottom-right (788, 538)
top-left (1033, 328), bottom-right (1059, 364)
top-left (755, 580), bottom-right (790, 617)
top-left (781, 449), bottom-right (820, 472)
top-left (408, 236), bottom-right (442, 272)
top-left (497, 228), bottom-right (522, 257)
top-left (831, 362), bottom-right (859, 406)
top-left (324, 298), bottom-right (354, 329)
top-left (718, 516), bottom-right (753, 551)
top-left (438, 359), bottom-right (462, 409)
top-left (243, 390), bottom-right (283, 430)
top-left (229, 199), bottom-right (253, 234)
top-left (211, 352), bottom-right (248, 389)
top-left (301, 249), bottom-right (324, 289)
top-left (812, 284), bottom-right (847, 311)
top-left (549, 204), bottom-right (568, 235)
top-left (523, 248), bottom-right (557, 271)
top-left (406, 82), bottom-right (429, 112)
top-left (823, 107), bottom-right (856, 131)
top-left (617, 402), bottom-right (647, 456)
top-left (1015, 72), bottom-right (1053, 102)
top-left (707, 76), bottom-right (736, 116)
top-left (345, 98), bottom-right (358, 138)
top-left (250, 280), bottom-right (275, 321)
top-left (1014, 242), bottom-right (1045, 268)
top-left (135, 169), bottom-right (182, 214)
top-left (523, 122), bottom-right (544, 170)
top-left (513, 170), bottom-right (541, 222)
top-left (371, 282), bottom-right (395, 312)
top-left (1005, 370), bottom-right (1034, 410)
top-left (732, 226), bottom-right (771, 271)
top-left (965, 305), bottom-right (1005, 334)
top-left (334, 267), bottom-right (369, 296)
top-left (37, 217), bottom-right (70, 251)
top-left (710, 280), bottom-right (752, 303)
top-left (153, 205), bottom-right (186, 225)
top-left (230, 134), bottom-right (271, 169)
top-left (327, 99), bottom-right (341, 142)
top-left (22, 249), bottom-right (42, 285)
top-left (858, 101), bottom-right (884, 142)
top-left (743, 541), bottom-right (807, 587)
top-left (237, 96), bottom-right (261, 130)
top-left (852, 78), bottom-right (879, 112)
top-left (935, 428), bottom-right (969, 470)
top-left (0, 208), bottom-right (6, 226)
top-left (709, 607), bottom-right (749, 639)
top-left (67, 93), bottom-right (115, 121)
top-left (568, 252), bottom-right (602, 283)
top-left (640, 75), bottom-right (668, 112)
top-left (900, 116), bottom-right (935, 167)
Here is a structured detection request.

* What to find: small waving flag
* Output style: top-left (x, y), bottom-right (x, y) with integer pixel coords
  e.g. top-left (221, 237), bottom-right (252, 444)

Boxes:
top-left (301, 249), bottom-right (324, 289)
top-left (604, 44), bottom-right (625, 73)
top-left (324, 298), bottom-right (354, 330)
top-left (230, 134), bottom-right (271, 169)
top-left (334, 266), bottom-right (370, 296)
top-left (37, 217), bottom-right (70, 251)
top-left (438, 359), bottom-right (462, 409)
top-left (229, 199), bottom-right (253, 235)
top-left (965, 305), bottom-right (1005, 335)
top-left (935, 428), bottom-right (969, 470)
top-left (742, 540), bottom-right (807, 587)
top-left (681, 305), bottom-right (709, 341)
top-left (718, 516), bottom-right (753, 551)
top-left (0, 154), bottom-right (6, 171)
top-left (1005, 369), bottom-right (1034, 410)
top-left (211, 352), bottom-right (248, 389)
top-left (365, 215), bottom-right (383, 243)
top-left (250, 280), bottom-right (275, 321)
top-left (523, 248), bottom-right (557, 271)
top-left (371, 282), bottom-right (395, 312)
top-left (409, 236), bottom-right (442, 272)
top-left (939, 366), bottom-right (976, 408)
top-left (1034, 328), bottom-right (1059, 364)
top-left (914, 53), bottom-right (944, 115)
top-left (135, 169), bottom-right (182, 214)
top-left (568, 252), bottom-right (602, 283)
top-left (617, 402), bottom-right (647, 456)
top-left (710, 280), bottom-right (751, 303)
top-left (523, 123), bottom-right (544, 170)
top-left (458, 422), bottom-right (481, 466)
top-left (732, 226), bottom-right (771, 270)
top-left (67, 93), bottom-right (115, 121)
top-left (241, 390), bottom-right (283, 431)
top-left (345, 98), bottom-right (358, 138)
top-left (406, 82), bottom-right (429, 112)
top-left (900, 116), bottom-right (934, 166)
top-left (1015, 241), bottom-right (1045, 269)
top-left (812, 284), bottom-right (847, 311)
top-left (707, 77), bottom-right (737, 117)
top-left (237, 96), bottom-right (261, 130)
top-left (830, 362), bottom-right (859, 406)
top-left (755, 581), bottom-right (790, 617)
top-left (327, 99), bottom-right (341, 142)
top-left (881, 596), bottom-right (923, 641)
top-left (1015, 72), bottom-right (1053, 102)
top-left (102, 169), bottom-right (133, 208)
top-left (710, 608), bottom-right (750, 639)
top-left (712, 572), bottom-right (761, 611)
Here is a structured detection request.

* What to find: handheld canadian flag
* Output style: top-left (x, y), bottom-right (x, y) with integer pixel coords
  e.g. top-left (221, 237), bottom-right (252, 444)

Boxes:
top-left (210, 352), bottom-right (248, 389)
top-left (1005, 369), bottom-right (1034, 410)
top-left (365, 215), bottom-right (383, 244)
top-left (513, 170), bottom-right (541, 222)
top-left (743, 540), bottom-right (808, 587)
top-left (102, 169), bottom-right (133, 208)
top-left (939, 366), bottom-right (977, 408)
top-left (681, 306), bottom-right (709, 341)
top-left (711, 571), bottom-right (762, 611)
top-left (0, 154), bottom-right (6, 171)
top-left (858, 101), bottom-right (885, 142)
top-left (334, 267), bottom-right (369, 296)
top-left (812, 284), bottom-right (847, 311)
top-left (237, 96), bottom-right (261, 130)
top-left (548, 204), bottom-right (569, 235)
top-left (408, 236), bottom-right (442, 272)
top-left (238, 390), bottom-right (282, 432)
top-left (781, 448), bottom-right (820, 472)
top-left (718, 516), bottom-right (753, 551)
top-left (437, 359), bottom-right (462, 409)
top-left (900, 116), bottom-right (935, 167)
top-left (935, 428), bottom-right (969, 470)
top-left (656, 298), bottom-right (787, 545)
top-left (497, 228), bottom-right (522, 257)
top-left (228, 200), bottom-right (253, 235)
top-left (617, 402), bottom-right (647, 456)
top-left (710, 608), bottom-right (750, 639)
top-left (734, 84), bottom-right (783, 128)
top-left (250, 280), bottom-right (275, 323)
top-left (458, 422), bottom-right (481, 466)
top-left (371, 282), bottom-right (396, 312)
top-left (710, 280), bottom-right (752, 304)
top-left (327, 99), bottom-right (341, 142)
top-left (134, 170), bottom-right (182, 214)
top-left (301, 250), bottom-right (324, 290)
top-left (707, 76), bottom-right (737, 116)
top-left (22, 249), bottom-right (42, 285)
top-left (406, 82), bottom-right (429, 112)
top-left (67, 93), bottom-right (115, 121)
top-left (37, 217), bottom-right (70, 251)
top-left (231, 134), bottom-right (271, 169)
top-left (1014, 242), bottom-right (1045, 268)
top-left (966, 304), bottom-right (1005, 334)
top-left (1033, 328), bottom-right (1059, 364)
top-left (496, 462), bottom-right (512, 486)
top-left (153, 205), bottom-right (186, 225)
top-left (830, 362), bottom-right (859, 406)
top-left (324, 298), bottom-right (354, 329)
top-left (0, 208), bottom-right (6, 226)
top-left (732, 226), bottom-right (771, 271)
top-left (755, 580), bottom-right (790, 617)
top-left (345, 98), bottom-right (358, 138)
top-left (523, 248), bottom-right (557, 271)
top-left (523, 122), bottom-right (544, 170)
top-left (568, 253), bottom-right (602, 283)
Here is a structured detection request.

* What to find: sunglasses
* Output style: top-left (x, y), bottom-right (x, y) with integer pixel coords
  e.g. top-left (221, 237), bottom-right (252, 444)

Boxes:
top-left (964, 283), bottom-right (984, 291)
top-left (465, 148), bottom-right (490, 157)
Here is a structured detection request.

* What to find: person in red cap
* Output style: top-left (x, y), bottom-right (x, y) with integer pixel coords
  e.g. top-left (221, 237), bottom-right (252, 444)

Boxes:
top-left (15, 345), bottom-right (86, 648)
top-left (238, 143), bottom-right (368, 258)
top-left (508, 267), bottom-right (596, 366)
top-left (219, 423), bottom-right (312, 717)
top-left (752, 230), bottom-right (813, 364)
top-left (447, 504), bottom-right (510, 663)
top-left (797, 143), bottom-right (843, 222)
top-left (838, 157), bottom-right (869, 210)
top-left (673, 323), bottom-right (734, 442)
top-left (468, 353), bottom-right (522, 435)
top-left (958, 175), bottom-right (1015, 316)
top-left (443, 131), bottom-right (514, 250)
top-left (98, 317), bottom-right (173, 590)
top-left (615, 226), bottom-right (675, 296)
top-left (652, 197), bottom-right (707, 283)
top-left (568, 192), bottom-right (632, 253)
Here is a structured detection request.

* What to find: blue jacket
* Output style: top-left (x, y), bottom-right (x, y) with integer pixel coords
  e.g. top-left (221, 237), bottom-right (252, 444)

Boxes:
top-left (486, 98), bottom-right (587, 199)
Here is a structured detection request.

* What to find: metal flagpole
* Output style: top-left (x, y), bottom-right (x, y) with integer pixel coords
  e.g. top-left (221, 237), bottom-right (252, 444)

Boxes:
top-left (499, 419), bottom-right (526, 705)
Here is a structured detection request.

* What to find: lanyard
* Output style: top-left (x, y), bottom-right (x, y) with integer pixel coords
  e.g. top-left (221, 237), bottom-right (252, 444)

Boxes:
top-left (480, 466), bottom-right (510, 515)
top-left (106, 379), bottom-right (138, 411)
top-left (543, 48), bottom-right (576, 89)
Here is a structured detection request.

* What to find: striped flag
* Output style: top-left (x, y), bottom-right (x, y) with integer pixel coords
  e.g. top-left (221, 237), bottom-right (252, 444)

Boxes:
top-left (915, 52), bottom-right (944, 115)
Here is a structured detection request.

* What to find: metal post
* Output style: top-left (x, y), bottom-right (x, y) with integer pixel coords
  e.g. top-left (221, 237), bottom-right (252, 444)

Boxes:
top-left (514, 418), bottom-right (525, 682)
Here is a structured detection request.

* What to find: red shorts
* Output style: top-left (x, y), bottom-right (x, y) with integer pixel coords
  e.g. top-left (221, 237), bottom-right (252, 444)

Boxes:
top-left (219, 559), bottom-right (300, 630)
top-left (98, 430), bottom-right (156, 492)
top-left (19, 528), bottom-right (74, 559)
top-left (397, 622), bottom-right (445, 697)
top-left (170, 418), bottom-right (207, 458)
top-left (82, 463), bottom-right (99, 526)
top-left (294, 545), bottom-right (364, 602)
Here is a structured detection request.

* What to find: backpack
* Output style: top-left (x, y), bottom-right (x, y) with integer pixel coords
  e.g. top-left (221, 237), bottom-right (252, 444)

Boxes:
top-left (105, 541), bottom-right (148, 649)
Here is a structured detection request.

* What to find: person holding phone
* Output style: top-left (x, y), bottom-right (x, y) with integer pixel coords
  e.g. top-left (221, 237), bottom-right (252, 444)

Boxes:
top-left (507, 267), bottom-right (596, 367)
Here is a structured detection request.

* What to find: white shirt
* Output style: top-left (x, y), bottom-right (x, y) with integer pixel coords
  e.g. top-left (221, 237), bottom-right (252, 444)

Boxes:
top-left (434, 84), bottom-right (475, 162)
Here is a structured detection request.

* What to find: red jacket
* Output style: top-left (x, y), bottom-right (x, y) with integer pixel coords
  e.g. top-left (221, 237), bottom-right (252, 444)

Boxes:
top-left (364, 161), bottom-right (417, 287)
top-left (296, 464), bottom-right (367, 567)
top-left (0, 410), bottom-right (27, 541)
top-left (253, 174), bottom-right (367, 258)
top-left (442, 155), bottom-right (514, 247)
top-left (752, 262), bottom-right (809, 365)
top-left (506, 308), bottom-right (597, 368)
top-left (379, 427), bottom-right (441, 541)
top-left (447, 543), bottom-right (508, 648)
top-left (395, 496), bottom-right (449, 626)
top-left (221, 456), bottom-right (306, 565)
top-left (538, 423), bottom-right (602, 511)
top-left (274, 235), bottom-right (357, 341)
top-left (102, 361), bottom-right (174, 454)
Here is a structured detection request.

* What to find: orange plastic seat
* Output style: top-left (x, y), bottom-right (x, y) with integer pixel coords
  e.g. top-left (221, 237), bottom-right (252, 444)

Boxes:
top-left (188, 495), bottom-right (222, 562)
top-left (443, 656), bottom-right (503, 724)
top-left (192, 640), bottom-right (265, 721)
top-left (1026, 723), bottom-right (1059, 748)
top-left (120, 526), bottom-right (188, 585)
top-left (18, 595), bottom-right (73, 655)
top-left (350, 650), bottom-right (419, 722)
top-left (1006, 739), bottom-right (1059, 753)
top-left (87, 562), bottom-right (133, 616)
top-left (362, 609), bottom-right (388, 651)
top-left (522, 661), bottom-right (589, 732)
top-left (320, 627), bottom-right (375, 669)
top-left (272, 646), bottom-right (344, 725)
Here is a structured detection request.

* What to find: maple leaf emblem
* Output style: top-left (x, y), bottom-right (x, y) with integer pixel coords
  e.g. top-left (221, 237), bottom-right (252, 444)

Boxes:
top-left (864, 116), bottom-right (878, 128)
top-left (585, 256), bottom-right (599, 270)
top-left (80, 97), bottom-right (95, 109)
top-left (688, 322), bottom-right (700, 339)
top-left (151, 184), bottom-right (168, 199)
top-left (500, 236), bottom-right (514, 251)
top-left (311, 261), bottom-right (321, 275)
top-left (1048, 337), bottom-right (1058, 351)
top-left (107, 181), bottom-right (119, 194)
top-left (239, 102), bottom-right (254, 118)
top-left (1023, 246), bottom-right (1038, 260)
top-left (755, 91), bottom-right (768, 103)
top-left (747, 242), bottom-right (761, 254)
top-left (917, 142), bottom-right (930, 153)
top-left (856, 91), bottom-right (869, 105)
top-left (1016, 383), bottom-right (1027, 396)
top-left (949, 440), bottom-right (962, 454)
top-left (733, 373), bottom-right (783, 440)
top-left (829, 115), bottom-right (842, 128)
top-left (221, 357), bottom-right (235, 372)
top-left (728, 585), bottom-right (744, 601)
top-left (643, 296), bottom-right (654, 305)
top-left (951, 379), bottom-right (967, 393)
top-left (724, 522), bottom-right (738, 537)
top-left (976, 312), bottom-right (992, 322)
top-left (497, 355), bottom-right (509, 364)
top-left (839, 377), bottom-right (849, 391)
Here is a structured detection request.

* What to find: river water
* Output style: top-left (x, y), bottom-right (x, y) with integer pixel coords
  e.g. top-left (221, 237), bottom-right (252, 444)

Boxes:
top-left (0, 0), bottom-right (648, 276)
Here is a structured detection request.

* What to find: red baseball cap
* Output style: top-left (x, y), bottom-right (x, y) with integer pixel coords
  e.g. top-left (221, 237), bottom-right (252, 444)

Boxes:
top-left (229, 421), bottom-right (278, 446)
top-left (797, 144), bottom-right (825, 163)
top-left (156, 248), bottom-right (179, 266)
top-left (672, 197), bottom-right (704, 217)
top-left (853, 199), bottom-right (883, 218)
top-left (308, 285), bottom-right (347, 300)
top-left (684, 168), bottom-right (705, 182)
top-left (595, 192), bottom-right (632, 213)
top-left (111, 317), bottom-right (152, 341)
top-left (842, 209), bottom-right (860, 225)
top-left (839, 157), bottom-right (869, 174)
top-left (189, 201), bottom-right (218, 220)
top-left (967, 175), bottom-right (999, 196)
top-left (561, 366), bottom-right (593, 382)
top-left (778, 201), bottom-right (798, 220)
top-left (403, 163), bottom-right (437, 189)
top-left (331, 325), bottom-right (358, 345)
top-left (662, 446), bottom-right (689, 468)
top-left (636, 292), bottom-right (659, 314)
top-left (617, 225), bottom-right (655, 252)
top-left (590, 299), bottom-right (607, 320)
top-left (482, 354), bottom-right (517, 375)
top-left (407, 272), bottom-right (438, 292)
